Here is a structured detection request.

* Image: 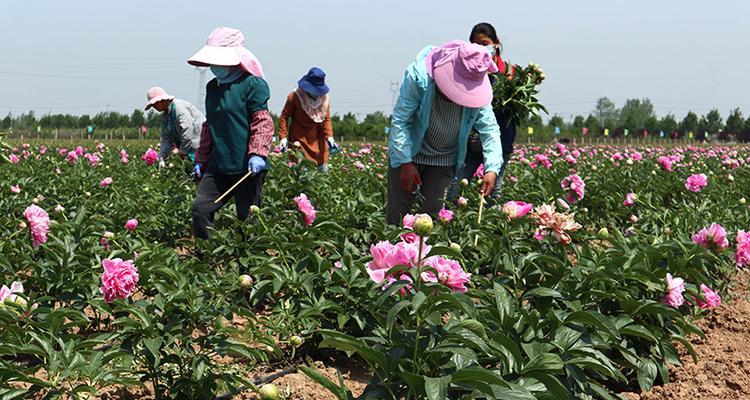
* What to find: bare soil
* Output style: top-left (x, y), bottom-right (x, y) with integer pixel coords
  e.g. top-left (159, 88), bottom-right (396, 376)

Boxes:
top-left (620, 271), bottom-right (750, 400)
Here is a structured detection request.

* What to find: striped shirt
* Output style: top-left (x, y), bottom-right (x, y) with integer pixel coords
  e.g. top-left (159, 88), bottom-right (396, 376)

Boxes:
top-left (413, 93), bottom-right (462, 167)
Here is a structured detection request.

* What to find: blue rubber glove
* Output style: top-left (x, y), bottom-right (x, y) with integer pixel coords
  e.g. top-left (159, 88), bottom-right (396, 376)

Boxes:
top-left (327, 137), bottom-right (340, 154)
top-left (191, 163), bottom-right (203, 180)
top-left (248, 155), bottom-right (267, 175)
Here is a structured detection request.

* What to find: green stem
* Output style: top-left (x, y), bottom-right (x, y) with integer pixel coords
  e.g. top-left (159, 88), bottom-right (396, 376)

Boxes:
top-left (258, 213), bottom-right (290, 268)
top-left (411, 235), bottom-right (425, 373)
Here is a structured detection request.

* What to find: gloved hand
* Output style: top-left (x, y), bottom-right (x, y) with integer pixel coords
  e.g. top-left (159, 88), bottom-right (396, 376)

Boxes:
top-left (327, 137), bottom-right (340, 154)
top-left (191, 163), bottom-right (203, 181)
top-left (158, 158), bottom-right (166, 169)
top-left (278, 138), bottom-right (288, 153)
top-left (399, 163), bottom-right (421, 193)
top-left (248, 155), bottom-right (267, 175)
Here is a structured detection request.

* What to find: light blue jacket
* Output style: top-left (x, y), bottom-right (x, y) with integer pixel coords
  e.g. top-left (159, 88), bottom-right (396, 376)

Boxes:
top-left (388, 46), bottom-right (503, 174)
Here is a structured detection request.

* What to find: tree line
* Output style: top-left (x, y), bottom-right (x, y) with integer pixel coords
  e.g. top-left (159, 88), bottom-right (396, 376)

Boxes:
top-left (522, 97), bottom-right (750, 142)
top-left (2, 97), bottom-right (750, 142)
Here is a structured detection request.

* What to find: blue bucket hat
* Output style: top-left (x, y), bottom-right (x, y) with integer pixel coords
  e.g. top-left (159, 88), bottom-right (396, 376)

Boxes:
top-left (297, 67), bottom-right (330, 96)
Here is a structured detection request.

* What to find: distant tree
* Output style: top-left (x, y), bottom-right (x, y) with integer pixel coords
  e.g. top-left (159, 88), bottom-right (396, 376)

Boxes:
top-left (725, 108), bottom-right (744, 137)
top-left (704, 109), bottom-right (723, 134)
top-left (584, 114), bottom-right (600, 135)
top-left (659, 114), bottom-right (678, 134)
top-left (130, 109), bottom-right (146, 128)
top-left (78, 114), bottom-right (91, 129)
top-left (618, 98), bottom-right (655, 130)
top-left (644, 115), bottom-right (659, 134)
top-left (548, 115), bottom-right (565, 130)
top-left (572, 115), bottom-right (585, 130)
top-left (594, 97), bottom-right (619, 128)
top-left (2, 113), bottom-right (12, 130)
top-left (679, 111), bottom-right (699, 133)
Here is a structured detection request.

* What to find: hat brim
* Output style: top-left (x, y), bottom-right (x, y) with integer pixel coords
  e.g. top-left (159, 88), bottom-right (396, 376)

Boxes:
top-left (298, 79), bottom-right (329, 96)
top-left (432, 62), bottom-right (493, 108)
top-left (144, 95), bottom-right (175, 110)
top-left (188, 45), bottom-right (241, 67)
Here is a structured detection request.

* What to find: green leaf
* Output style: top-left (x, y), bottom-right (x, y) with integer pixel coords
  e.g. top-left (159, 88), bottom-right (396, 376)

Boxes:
top-left (521, 287), bottom-right (563, 300)
top-left (521, 353), bottom-right (564, 374)
top-left (523, 371), bottom-right (569, 400)
top-left (424, 375), bottom-right (451, 400)
top-left (637, 358), bottom-right (658, 391)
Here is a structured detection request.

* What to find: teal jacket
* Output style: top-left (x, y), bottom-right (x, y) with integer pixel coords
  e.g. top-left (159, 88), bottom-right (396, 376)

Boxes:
top-left (388, 46), bottom-right (504, 174)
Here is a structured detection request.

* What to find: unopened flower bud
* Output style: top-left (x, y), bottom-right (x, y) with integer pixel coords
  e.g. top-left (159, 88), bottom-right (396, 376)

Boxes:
top-left (103, 231), bottom-right (115, 239)
top-left (728, 174), bottom-right (735, 182)
top-left (740, 198), bottom-right (747, 205)
top-left (597, 228), bottom-right (609, 239)
top-left (413, 214), bottom-right (433, 236)
top-left (460, 178), bottom-right (469, 187)
top-left (556, 198), bottom-right (570, 210)
top-left (239, 274), bottom-right (253, 289)
top-left (290, 335), bottom-right (303, 347)
top-left (19, 221), bottom-right (27, 230)
top-left (450, 242), bottom-right (461, 252)
top-left (629, 214), bottom-right (638, 223)
top-left (258, 383), bottom-right (281, 400)
top-left (457, 197), bottom-right (468, 207)
top-left (250, 205), bottom-right (261, 215)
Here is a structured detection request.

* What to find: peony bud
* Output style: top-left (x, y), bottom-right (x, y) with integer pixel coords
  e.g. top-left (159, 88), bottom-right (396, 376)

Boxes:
top-left (103, 231), bottom-right (115, 239)
top-left (450, 242), bottom-right (461, 252)
top-left (460, 178), bottom-right (469, 187)
top-left (264, 345), bottom-right (275, 353)
top-left (293, 141), bottom-right (301, 148)
top-left (741, 198), bottom-right (747, 205)
top-left (629, 214), bottom-right (638, 223)
top-left (290, 335), bottom-right (303, 347)
top-left (54, 205), bottom-right (65, 213)
top-left (556, 198), bottom-right (570, 211)
top-left (457, 197), bottom-right (468, 208)
top-left (728, 174), bottom-right (735, 182)
top-left (591, 165), bottom-right (598, 171)
top-left (239, 274), bottom-right (253, 289)
top-left (651, 170), bottom-right (657, 176)
top-left (250, 205), bottom-right (261, 215)
top-left (19, 221), bottom-right (27, 230)
top-left (413, 214), bottom-right (433, 236)
top-left (258, 384), bottom-right (281, 400)
top-left (597, 228), bottom-right (609, 239)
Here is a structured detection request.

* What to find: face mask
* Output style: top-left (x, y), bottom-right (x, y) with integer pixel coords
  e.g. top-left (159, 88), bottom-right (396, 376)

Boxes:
top-left (485, 44), bottom-right (496, 57)
top-left (210, 66), bottom-right (232, 80)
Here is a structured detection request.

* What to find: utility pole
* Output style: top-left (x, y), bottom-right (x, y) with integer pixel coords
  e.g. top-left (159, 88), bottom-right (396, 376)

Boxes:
top-left (196, 67), bottom-right (207, 114)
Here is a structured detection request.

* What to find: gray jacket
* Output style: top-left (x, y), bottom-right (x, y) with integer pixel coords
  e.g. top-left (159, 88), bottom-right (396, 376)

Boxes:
top-left (159, 98), bottom-right (206, 160)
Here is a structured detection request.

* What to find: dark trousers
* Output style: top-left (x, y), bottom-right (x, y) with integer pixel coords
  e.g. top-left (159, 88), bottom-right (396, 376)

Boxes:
top-left (191, 168), bottom-right (266, 239)
top-left (385, 164), bottom-right (454, 226)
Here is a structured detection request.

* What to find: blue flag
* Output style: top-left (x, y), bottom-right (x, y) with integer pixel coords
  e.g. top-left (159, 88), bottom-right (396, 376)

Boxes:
top-left (554, 126), bottom-right (561, 135)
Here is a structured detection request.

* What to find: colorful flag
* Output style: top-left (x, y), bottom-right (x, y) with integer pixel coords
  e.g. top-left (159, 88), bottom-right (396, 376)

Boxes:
top-left (624, 129), bottom-right (629, 137)
top-left (604, 128), bottom-right (609, 137)
top-left (659, 130), bottom-right (665, 138)
top-left (528, 126), bottom-right (534, 135)
top-left (554, 126), bottom-right (561, 135)
top-left (582, 127), bottom-right (589, 135)
top-left (688, 131), bottom-right (694, 139)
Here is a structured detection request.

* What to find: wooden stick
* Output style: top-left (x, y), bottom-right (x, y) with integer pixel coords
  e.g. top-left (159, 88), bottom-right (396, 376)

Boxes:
top-left (213, 171), bottom-right (253, 204)
top-left (474, 195), bottom-right (485, 247)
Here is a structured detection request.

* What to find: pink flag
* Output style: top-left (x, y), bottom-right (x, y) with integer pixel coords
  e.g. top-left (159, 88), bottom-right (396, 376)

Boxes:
top-left (582, 127), bottom-right (589, 135)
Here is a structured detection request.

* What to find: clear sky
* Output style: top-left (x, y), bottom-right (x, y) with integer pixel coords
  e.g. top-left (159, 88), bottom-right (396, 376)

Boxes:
top-left (1, 0), bottom-right (748, 122)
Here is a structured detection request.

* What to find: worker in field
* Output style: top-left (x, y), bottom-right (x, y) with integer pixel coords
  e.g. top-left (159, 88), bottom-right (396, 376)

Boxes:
top-left (277, 67), bottom-right (339, 173)
top-left (448, 22), bottom-right (516, 202)
top-left (187, 26), bottom-right (273, 240)
top-left (386, 40), bottom-right (503, 225)
top-left (144, 87), bottom-right (205, 168)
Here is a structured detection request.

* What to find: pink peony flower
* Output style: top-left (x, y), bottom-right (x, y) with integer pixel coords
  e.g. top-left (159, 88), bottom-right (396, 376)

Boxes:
top-left (685, 173), bottom-right (708, 192)
top-left (75, 146), bottom-right (84, 156)
top-left (39, 146), bottom-right (47, 155)
top-left (23, 205), bottom-right (50, 249)
top-left (402, 214), bottom-right (416, 230)
top-left (84, 152), bottom-right (101, 167)
top-left (119, 149), bottom-right (129, 163)
top-left (124, 219), bottom-right (138, 231)
top-left (623, 192), bottom-right (637, 207)
top-left (658, 156), bottom-right (673, 172)
top-left (457, 197), bottom-right (468, 207)
top-left (9, 154), bottom-right (20, 164)
top-left (100, 258), bottom-right (139, 303)
top-left (100, 177), bottom-right (113, 188)
top-left (561, 174), bottom-right (585, 203)
top-left (65, 150), bottom-right (78, 163)
top-left (10, 184), bottom-right (21, 194)
top-left (501, 201), bottom-right (533, 220)
top-left (0, 281), bottom-right (24, 304)
top-left (141, 148), bottom-right (159, 166)
top-left (735, 230), bottom-right (750, 267)
top-left (421, 256), bottom-right (471, 293)
top-left (691, 223), bottom-right (729, 252)
top-left (354, 161), bottom-right (365, 170)
top-left (100, 236), bottom-right (111, 251)
top-left (438, 208), bottom-right (454, 224)
top-left (293, 193), bottom-right (316, 226)
top-left (474, 163), bottom-right (485, 178)
top-left (664, 273), bottom-right (685, 308)
top-left (696, 284), bottom-right (721, 309)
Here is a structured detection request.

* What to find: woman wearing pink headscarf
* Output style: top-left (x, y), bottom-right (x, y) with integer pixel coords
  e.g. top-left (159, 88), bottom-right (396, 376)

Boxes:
top-left (187, 26), bottom-right (274, 240)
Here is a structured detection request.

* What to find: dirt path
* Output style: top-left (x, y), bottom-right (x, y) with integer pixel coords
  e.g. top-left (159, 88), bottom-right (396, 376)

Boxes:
top-left (621, 271), bottom-right (750, 400)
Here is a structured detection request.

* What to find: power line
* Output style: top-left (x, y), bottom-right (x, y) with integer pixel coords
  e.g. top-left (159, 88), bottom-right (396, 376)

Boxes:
top-left (0, 70), bottom-right (187, 80)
